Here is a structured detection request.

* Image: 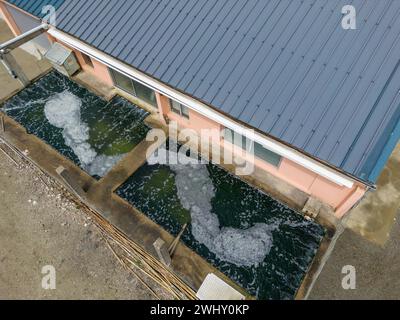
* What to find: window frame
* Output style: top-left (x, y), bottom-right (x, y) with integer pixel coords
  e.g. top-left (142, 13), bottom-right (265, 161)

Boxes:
top-left (169, 99), bottom-right (190, 119)
top-left (109, 68), bottom-right (157, 107)
top-left (223, 128), bottom-right (282, 168)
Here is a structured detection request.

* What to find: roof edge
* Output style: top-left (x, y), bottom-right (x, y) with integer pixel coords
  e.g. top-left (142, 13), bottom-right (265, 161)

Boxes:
top-left (368, 113), bottom-right (400, 183)
top-left (48, 27), bottom-right (359, 188)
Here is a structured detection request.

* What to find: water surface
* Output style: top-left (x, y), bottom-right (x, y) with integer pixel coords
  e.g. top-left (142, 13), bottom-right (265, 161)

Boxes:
top-left (117, 143), bottom-right (325, 299)
top-left (3, 71), bottom-right (150, 178)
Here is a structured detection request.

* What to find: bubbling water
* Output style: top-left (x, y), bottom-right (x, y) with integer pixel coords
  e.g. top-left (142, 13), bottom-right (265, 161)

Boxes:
top-left (170, 163), bottom-right (275, 267)
top-left (44, 91), bottom-right (125, 177)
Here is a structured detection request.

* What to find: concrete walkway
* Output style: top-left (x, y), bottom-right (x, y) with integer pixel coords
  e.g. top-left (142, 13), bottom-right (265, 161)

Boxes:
top-left (344, 143), bottom-right (400, 245)
top-left (309, 218), bottom-right (400, 299)
top-left (0, 15), bottom-right (249, 296)
top-left (2, 14), bottom-right (398, 300)
top-left (89, 137), bottom-right (166, 194)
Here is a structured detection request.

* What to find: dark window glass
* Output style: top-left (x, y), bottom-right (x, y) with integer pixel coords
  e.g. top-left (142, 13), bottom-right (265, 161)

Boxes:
top-left (170, 100), bottom-right (181, 114)
top-left (223, 128), bottom-right (282, 167)
top-left (110, 69), bottom-right (157, 107)
top-left (223, 128), bottom-right (251, 151)
top-left (132, 79), bottom-right (157, 107)
top-left (254, 142), bottom-right (282, 167)
top-left (110, 69), bottom-right (135, 94)
top-left (170, 99), bottom-right (190, 119)
top-left (81, 53), bottom-right (94, 68)
top-left (181, 105), bottom-right (190, 119)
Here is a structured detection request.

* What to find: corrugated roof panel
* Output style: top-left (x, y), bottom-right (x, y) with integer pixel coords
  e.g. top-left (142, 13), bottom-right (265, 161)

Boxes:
top-left (133, 0), bottom-right (203, 71)
top-left (124, 0), bottom-right (185, 65)
top-left (229, 1), bottom-right (335, 120)
top-left (7, 0), bottom-right (400, 184)
top-left (6, 0), bottom-right (65, 18)
top-left (90, 1), bottom-right (135, 45)
top-left (150, 1), bottom-right (228, 79)
top-left (192, 1), bottom-right (279, 100)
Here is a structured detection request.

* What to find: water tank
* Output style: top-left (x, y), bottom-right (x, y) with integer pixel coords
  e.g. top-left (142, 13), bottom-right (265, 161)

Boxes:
top-left (45, 42), bottom-right (80, 77)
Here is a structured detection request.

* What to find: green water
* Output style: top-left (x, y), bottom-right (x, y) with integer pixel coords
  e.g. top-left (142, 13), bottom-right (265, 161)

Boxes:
top-left (2, 71), bottom-right (150, 178)
top-left (117, 143), bottom-right (325, 300)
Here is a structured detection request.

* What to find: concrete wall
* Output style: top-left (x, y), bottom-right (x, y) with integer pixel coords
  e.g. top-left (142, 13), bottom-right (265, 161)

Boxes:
top-left (0, 2), bottom-right (20, 35)
top-left (49, 39), bottom-right (367, 218)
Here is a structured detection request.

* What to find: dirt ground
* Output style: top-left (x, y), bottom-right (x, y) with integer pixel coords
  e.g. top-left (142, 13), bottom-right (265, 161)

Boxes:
top-left (0, 150), bottom-right (165, 299)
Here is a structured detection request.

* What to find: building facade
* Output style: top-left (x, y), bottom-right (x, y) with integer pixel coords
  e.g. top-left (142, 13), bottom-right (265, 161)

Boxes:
top-left (2, 0), bottom-right (399, 219)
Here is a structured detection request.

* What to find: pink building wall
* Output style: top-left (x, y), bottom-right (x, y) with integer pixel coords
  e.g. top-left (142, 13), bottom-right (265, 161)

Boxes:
top-left (74, 51), bottom-right (114, 87)
top-left (155, 92), bottom-right (366, 218)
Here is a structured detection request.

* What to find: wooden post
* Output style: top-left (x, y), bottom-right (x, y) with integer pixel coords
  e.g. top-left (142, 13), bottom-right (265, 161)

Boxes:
top-left (168, 223), bottom-right (187, 257)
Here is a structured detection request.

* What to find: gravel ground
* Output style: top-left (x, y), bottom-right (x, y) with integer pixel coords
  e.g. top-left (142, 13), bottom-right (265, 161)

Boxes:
top-left (0, 149), bottom-right (166, 300)
top-left (309, 144), bottom-right (400, 300)
top-left (309, 219), bottom-right (400, 300)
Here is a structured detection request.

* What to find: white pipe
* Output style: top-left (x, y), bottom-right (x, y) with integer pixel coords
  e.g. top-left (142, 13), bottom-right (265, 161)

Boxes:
top-left (48, 27), bottom-right (355, 188)
top-left (0, 24), bottom-right (48, 52)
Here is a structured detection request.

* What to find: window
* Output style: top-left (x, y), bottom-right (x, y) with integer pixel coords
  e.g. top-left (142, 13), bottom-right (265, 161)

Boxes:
top-left (109, 69), bottom-right (157, 107)
top-left (223, 128), bottom-right (251, 151)
top-left (110, 68), bottom-right (135, 94)
top-left (254, 142), bottom-right (282, 167)
top-left (223, 128), bottom-right (282, 167)
top-left (170, 99), bottom-right (190, 119)
top-left (81, 53), bottom-right (94, 68)
top-left (132, 79), bottom-right (157, 107)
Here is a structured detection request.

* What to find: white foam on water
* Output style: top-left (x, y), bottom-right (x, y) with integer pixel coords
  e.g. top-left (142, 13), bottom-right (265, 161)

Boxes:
top-left (44, 91), bottom-right (125, 177)
top-left (87, 154), bottom-right (125, 177)
top-left (170, 163), bottom-right (275, 267)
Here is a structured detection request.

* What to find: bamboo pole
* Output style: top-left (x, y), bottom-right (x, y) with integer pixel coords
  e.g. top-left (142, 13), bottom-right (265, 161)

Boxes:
top-left (0, 145), bottom-right (19, 167)
top-left (105, 239), bottom-right (160, 300)
top-left (0, 136), bottom-right (198, 300)
top-left (0, 116), bottom-right (4, 133)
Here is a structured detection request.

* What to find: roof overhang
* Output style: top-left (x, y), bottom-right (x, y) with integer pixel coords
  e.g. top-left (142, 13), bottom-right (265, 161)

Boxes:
top-left (48, 27), bottom-right (357, 189)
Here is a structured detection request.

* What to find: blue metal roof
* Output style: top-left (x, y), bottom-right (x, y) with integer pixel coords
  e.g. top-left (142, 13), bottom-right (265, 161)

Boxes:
top-left (6, 0), bottom-right (65, 18)
top-left (7, 0), bottom-right (400, 184)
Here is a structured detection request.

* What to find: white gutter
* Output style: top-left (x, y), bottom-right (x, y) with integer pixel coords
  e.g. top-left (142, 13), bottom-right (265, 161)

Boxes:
top-left (48, 27), bottom-right (355, 188)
